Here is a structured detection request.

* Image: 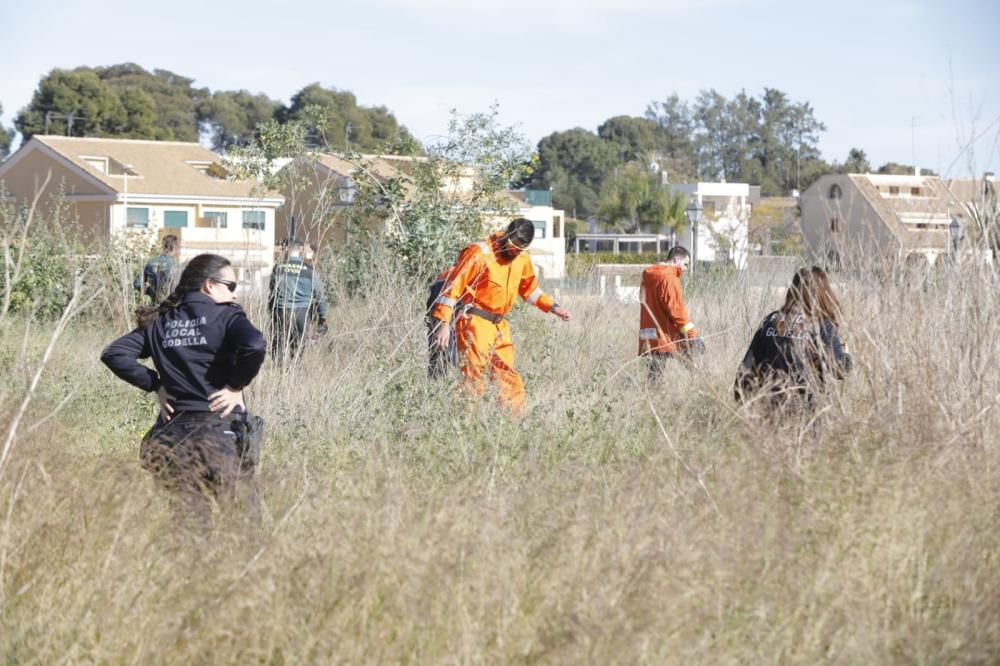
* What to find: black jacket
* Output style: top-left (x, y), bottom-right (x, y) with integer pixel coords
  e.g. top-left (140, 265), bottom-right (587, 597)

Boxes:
top-left (735, 310), bottom-right (852, 404)
top-left (101, 292), bottom-right (266, 413)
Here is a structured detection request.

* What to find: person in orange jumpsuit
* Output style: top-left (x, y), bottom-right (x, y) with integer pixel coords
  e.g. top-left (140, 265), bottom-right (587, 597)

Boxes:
top-left (638, 245), bottom-right (705, 381)
top-left (430, 218), bottom-right (572, 412)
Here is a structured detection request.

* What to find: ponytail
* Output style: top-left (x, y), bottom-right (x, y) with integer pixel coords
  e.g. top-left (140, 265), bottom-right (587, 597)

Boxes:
top-left (135, 289), bottom-right (184, 328)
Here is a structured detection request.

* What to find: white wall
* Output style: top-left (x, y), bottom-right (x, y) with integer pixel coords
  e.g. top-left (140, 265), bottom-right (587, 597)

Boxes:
top-left (521, 204), bottom-right (567, 278)
top-left (671, 183), bottom-right (751, 268)
top-left (111, 200), bottom-right (279, 285)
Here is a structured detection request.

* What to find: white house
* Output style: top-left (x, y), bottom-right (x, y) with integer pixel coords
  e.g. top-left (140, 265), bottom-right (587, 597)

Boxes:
top-left (505, 189), bottom-right (567, 279)
top-left (669, 181), bottom-right (751, 268)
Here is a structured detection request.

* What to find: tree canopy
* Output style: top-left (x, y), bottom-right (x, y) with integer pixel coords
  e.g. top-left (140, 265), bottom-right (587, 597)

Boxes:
top-left (597, 116), bottom-right (664, 164)
top-left (8, 65), bottom-right (934, 218)
top-left (648, 87), bottom-right (828, 195)
top-left (597, 162), bottom-right (685, 233)
top-left (530, 87), bottom-right (834, 221)
top-left (94, 64), bottom-right (208, 141)
top-left (0, 103), bottom-right (14, 160)
top-left (13, 66), bottom-right (412, 155)
top-left (528, 128), bottom-right (619, 218)
top-left (14, 64), bottom-right (210, 142)
top-left (15, 68), bottom-right (132, 141)
top-left (277, 83), bottom-right (413, 153)
top-left (838, 147), bottom-right (872, 174)
top-left (876, 161), bottom-right (936, 176)
top-left (198, 90), bottom-right (282, 151)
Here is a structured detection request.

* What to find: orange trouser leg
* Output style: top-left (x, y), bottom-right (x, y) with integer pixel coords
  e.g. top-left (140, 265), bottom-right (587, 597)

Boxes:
top-left (456, 318), bottom-right (525, 413)
top-left (490, 336), bottom-right (525, 414)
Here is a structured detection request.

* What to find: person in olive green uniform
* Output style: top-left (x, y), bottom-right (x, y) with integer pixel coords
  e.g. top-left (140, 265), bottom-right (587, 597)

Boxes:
top-left (268, 240), bottom-right (329, 358)
top-left (135, 235), bottom-right (181, 303)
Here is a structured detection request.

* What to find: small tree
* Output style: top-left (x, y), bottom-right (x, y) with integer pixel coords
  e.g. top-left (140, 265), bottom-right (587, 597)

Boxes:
top-left (358, 104), bottom-right (535, 281)
top-left (0, 102), bottom-right (14, 160)
top-left (227, 104), bottom-right (535, 290)
top-left (597, 162), bottom-right (685, 234)
top-left (748, 198), bottom-right (805, 255)
top-left (0, 178), bottom-right (86, 320)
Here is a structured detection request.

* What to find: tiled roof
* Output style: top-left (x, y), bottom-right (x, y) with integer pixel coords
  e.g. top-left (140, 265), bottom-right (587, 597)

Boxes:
top-left (33, 135), bottom-right (281, 200)
top-left (848, 174), bottom-right (955, 249)
top-left (946, 178), bottom-right (996, 204)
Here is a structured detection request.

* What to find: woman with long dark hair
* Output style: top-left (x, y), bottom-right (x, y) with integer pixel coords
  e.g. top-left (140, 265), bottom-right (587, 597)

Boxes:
top-left (735, 266), bottom-right (852, 411)
top-left (101, 254), bottom-right (266, 516)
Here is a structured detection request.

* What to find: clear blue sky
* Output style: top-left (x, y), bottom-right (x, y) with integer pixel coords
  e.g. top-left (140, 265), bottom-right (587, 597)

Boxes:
top-left (2, 0), bottom-right (998, 177)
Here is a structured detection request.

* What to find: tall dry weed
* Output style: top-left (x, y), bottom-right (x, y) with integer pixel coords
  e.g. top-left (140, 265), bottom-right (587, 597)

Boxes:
top-left (0, 255), bottom-right (997, 664)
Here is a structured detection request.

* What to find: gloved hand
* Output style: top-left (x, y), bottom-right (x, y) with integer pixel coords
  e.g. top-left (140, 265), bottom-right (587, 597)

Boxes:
top-left (316, 319), bottom-right (329, 336)
top-left (684, 337), bottom-right (706, 356)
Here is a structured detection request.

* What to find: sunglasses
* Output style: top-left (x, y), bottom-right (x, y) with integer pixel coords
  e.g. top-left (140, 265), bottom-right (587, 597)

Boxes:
top-left (211, 278), bottom-right (238, 293)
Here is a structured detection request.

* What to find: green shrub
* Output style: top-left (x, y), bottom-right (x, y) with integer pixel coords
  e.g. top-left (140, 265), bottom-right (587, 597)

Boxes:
top-left (0, 196), bottom-right (87, 319)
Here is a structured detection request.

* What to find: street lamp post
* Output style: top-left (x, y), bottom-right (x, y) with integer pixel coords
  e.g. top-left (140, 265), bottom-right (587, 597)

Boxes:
top-left (949, 215), bottom-right (963, 263)
top-left (685, 199), bottom-right (703, 273)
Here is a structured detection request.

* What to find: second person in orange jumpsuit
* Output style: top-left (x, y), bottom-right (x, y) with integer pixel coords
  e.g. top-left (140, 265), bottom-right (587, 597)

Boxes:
top-left (430, 218), bottom-right (572, 412)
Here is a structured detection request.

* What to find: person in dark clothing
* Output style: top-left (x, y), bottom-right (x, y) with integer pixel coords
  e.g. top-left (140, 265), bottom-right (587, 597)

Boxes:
top-left (269, 240), bottom-right (329, 359)
top-left (134, 234), bottom-right (181, 303)
top-left (735, 266), bottom-right (852, 413)
top-left (102, 254), bottom-right (266, 519)
top-left (426, 266), bottom-right (459, 379)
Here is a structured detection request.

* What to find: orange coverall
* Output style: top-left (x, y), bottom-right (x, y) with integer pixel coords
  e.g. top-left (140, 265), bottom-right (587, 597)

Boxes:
top-left (638, 264), bottom-right (698, 355)
top-left (431, 232), bottom-right (555, 411)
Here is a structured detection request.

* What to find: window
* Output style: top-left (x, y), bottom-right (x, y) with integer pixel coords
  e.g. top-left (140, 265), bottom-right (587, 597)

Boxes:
top-left (127, 207), bottom-right (149, 228)
top-left (830, 217), bottom-right (843, 233)
top-left (164, 211), bottom-right (188, 228)
top-left (199, 211), bottom-right (228, 228)
top-left (553, 215), bottom-right (562, 239)
top-left (911, 187), bottom-right (921, 196)
top-left (889, 186), bottom-right (899, 195)
top-left (828, 184), bottom-right (843, 200)
top-left (242, 210), bottom-right (266, 230)
top-left (85, 157), bottom-right (108, 174)
top-left (82, 155), bottom-right (138, 176)
top-left (531, 221), bottom-right (546, 239)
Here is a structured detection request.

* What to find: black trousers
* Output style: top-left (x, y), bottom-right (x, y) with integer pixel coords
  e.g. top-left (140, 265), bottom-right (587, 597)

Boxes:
top-left (140, 411), bottom-right (260, 519)
top-left (271, 307), bottom-right (310, 358)
top-left (646, 350), bottom-right (677, 383)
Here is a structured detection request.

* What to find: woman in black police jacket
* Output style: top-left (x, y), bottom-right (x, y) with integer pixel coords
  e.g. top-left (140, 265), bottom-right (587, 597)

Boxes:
top-left (101, 254), bottom-right (266, 514)
top-left (735, 266), bottom-right (852, 412)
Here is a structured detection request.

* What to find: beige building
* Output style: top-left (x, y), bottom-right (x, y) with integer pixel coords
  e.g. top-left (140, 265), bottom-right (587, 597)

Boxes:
top-left (801, 172), bottom-right (963, 269)
top-left (274, 153), bottom-right (413, 247)
top-left (0, 135), bottom-right (284, 284)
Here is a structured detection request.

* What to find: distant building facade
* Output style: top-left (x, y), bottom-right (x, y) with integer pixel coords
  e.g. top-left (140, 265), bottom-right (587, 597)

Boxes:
top-left (0, 135), bottom-right (283, 285)
top-left (669, 181), bottom-right (751, 268)
top-left (801, 172), bottom-right (963, 269)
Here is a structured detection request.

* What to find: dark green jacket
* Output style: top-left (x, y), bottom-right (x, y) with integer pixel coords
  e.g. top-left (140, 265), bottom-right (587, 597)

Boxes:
top-left (134, 254), bottom-right (179, 302)
top-left (268, 258), bottom-right (328, 319)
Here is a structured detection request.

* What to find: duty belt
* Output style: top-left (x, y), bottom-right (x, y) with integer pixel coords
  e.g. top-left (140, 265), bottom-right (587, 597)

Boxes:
top-left (465, 306), bottom-right (505, 325)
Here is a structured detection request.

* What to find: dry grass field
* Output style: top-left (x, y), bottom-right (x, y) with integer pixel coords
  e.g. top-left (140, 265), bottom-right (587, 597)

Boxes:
top-left (0, 258), bottom-right (997, 664)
